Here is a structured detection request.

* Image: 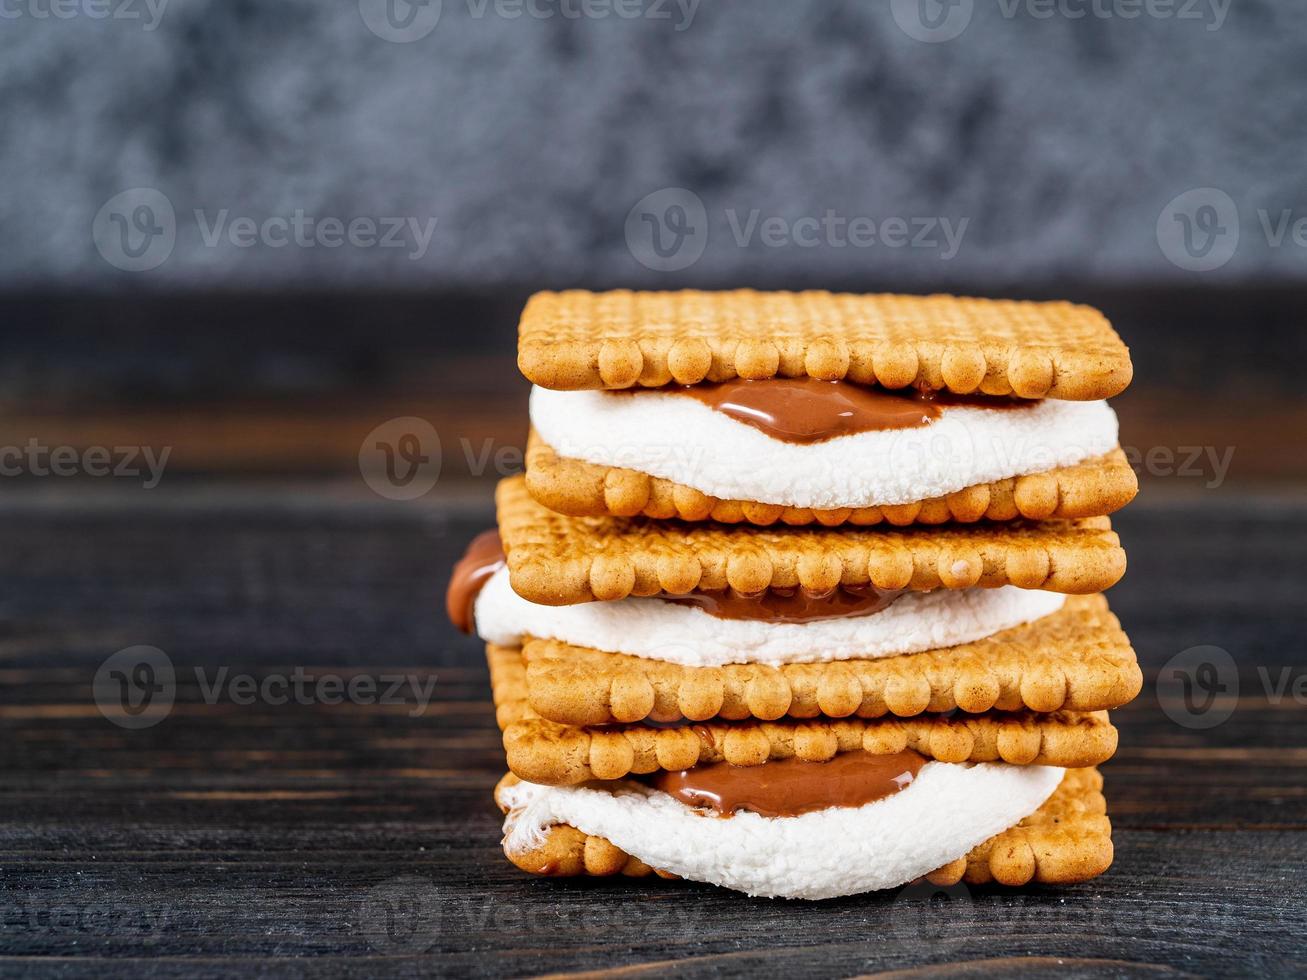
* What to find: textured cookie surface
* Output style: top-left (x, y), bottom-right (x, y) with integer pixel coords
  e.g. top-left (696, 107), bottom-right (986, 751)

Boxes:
top-left (497, 476), bottom-right (1127, 605)
top-left (488, 645), bottom-right (1117, 785)
top-left (495, 767), bottom-right (1113, 887)
top-left (522, 595), bottom-right (1141, 725)
top-left (518, 290), bottom-right (1132, 399)
top-left (526, 431), bottom-right (1138, 526)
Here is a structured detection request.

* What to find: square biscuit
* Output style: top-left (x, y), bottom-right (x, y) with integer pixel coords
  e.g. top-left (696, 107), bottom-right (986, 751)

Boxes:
top-left (494, 766), bottom-right (1113, 887)
top-left (487, 644), bottom-right (1119, 786)
top-left (526, 430), bottom-right (1138, 526)
top-left (496, 475), bottom-right (1127, 605)
top-left (518, 290), bottom-right (1132, 400)
top-left (521, 595), bottom-right (1142, 726)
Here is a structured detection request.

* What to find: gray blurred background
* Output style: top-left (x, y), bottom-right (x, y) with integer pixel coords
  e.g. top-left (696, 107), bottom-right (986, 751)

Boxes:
top-left (0, 0), bottom-right (1302, 484)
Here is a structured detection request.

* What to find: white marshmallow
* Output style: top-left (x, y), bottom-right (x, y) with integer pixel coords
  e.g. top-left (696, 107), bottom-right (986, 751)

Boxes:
top-left (501, 762), bottom-right (1064, 900)
top-left (475, 566), bottom-right (1064, 666)
top-left (530, 385), bottom-right (1118, 510)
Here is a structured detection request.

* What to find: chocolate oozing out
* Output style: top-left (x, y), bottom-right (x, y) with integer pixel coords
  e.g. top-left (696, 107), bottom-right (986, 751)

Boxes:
top-left (649, 749), bottom-right (926, 818)
top-left (660, 584), bottom-right (903, 624)
top-left (663, 377), bottom-right (1033, 444)
top-left (445, 530), bottom-right (505, 633)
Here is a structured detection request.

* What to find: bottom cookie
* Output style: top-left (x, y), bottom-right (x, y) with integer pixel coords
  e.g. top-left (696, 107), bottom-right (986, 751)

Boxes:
top-left (495, 766), bottom-right (1111, 898)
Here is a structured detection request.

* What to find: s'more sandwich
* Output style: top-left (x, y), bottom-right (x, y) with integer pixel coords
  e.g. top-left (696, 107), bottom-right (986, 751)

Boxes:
top-left (451, 289), bottom-right (1139, 900)
top-left (519, 290), bottom-right (1136, 526)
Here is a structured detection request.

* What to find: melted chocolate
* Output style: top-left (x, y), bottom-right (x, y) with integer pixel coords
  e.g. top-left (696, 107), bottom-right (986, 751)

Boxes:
top-left (667, 378), bottom-right (1031, 444)
top-left (445, 530), bottom-right (505, 634)
top-left (650, 749), bottom-right (926, 818)
top-left (662, 584), bottom-right (902, 623)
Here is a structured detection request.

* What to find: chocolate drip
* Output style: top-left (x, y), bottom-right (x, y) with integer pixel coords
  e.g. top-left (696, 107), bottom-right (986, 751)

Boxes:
top-left (445, 530), bottom-right (505, 634)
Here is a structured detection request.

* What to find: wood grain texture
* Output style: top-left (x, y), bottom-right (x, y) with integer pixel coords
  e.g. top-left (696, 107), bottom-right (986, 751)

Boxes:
top-left (0, 488), bottom-right (1303, 978)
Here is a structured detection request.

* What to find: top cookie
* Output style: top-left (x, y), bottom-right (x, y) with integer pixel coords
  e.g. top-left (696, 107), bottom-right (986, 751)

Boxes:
top-left (518, 290), bottom-right (1132, 399)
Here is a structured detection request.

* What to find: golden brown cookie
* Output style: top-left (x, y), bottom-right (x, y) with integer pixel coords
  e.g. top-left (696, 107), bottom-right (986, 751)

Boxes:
top-left (494, 767), bottom-right (1113, 887)
top-left (521, 595), bottom-right (1141, 725)
top-left (496, 475), bottom-right (1127, 605)
top-left (526, 431), bottom-right (1138, 526)
top-left (488, 645), bottom-right (1118, 785)
top-left (518, 290), bottom-right (1132, 399)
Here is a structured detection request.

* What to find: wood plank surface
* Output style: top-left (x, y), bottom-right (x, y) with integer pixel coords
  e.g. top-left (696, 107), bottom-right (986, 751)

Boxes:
top-left (0, 487), bottom-right (1303, 977)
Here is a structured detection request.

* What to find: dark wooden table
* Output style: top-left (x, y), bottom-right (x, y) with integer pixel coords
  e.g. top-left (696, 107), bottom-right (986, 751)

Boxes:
top-left (1, 483), bottom-right (1304, 978)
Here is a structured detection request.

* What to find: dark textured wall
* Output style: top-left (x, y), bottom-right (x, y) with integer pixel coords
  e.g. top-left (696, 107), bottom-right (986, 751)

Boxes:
top-left (2, 0), bottom-right (1304, 292)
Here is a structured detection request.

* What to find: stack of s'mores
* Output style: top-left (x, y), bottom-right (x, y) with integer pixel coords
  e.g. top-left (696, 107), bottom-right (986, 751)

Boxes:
top-left (448, 289), bottom-right (1140, 900)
